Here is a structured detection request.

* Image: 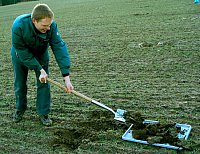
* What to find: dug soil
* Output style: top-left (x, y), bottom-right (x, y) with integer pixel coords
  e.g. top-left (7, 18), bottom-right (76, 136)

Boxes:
top-left (48, 110), bottom-right (192, 152)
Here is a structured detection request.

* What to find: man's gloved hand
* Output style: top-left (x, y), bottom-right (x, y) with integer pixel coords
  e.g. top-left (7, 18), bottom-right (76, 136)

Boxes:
top-left (63, 76), bottom-right (74, 92)
top-left (39, 69), bottom-right (48, 83)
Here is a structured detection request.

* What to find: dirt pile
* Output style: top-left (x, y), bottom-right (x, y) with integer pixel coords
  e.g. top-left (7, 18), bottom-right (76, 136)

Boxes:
top-left (124, 111), bottom-right (145, 129)
top-left (49, 110), bottom-right (192, 152)
top-left (49, 127), bottom-right (95, 151)
top-left (49, 110), bottom-right (125, 152)
top-left (124, 111), bottom-right (192, 150)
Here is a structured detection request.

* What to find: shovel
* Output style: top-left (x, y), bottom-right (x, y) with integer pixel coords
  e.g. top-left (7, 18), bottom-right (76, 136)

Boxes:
top-left (47, 78), bottom-right (126, 122)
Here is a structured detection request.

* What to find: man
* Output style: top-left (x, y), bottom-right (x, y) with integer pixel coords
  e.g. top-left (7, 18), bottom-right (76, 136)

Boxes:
top-left (11, 3), bottom-right (73, 126)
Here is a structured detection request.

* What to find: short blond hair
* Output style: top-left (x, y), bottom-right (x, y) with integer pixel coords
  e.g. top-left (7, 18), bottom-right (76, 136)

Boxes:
top-left (31, 3), bottom-right (54, 21)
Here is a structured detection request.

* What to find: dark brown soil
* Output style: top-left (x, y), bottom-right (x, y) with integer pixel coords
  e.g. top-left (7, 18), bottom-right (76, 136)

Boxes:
top-left (124, 111), bottom-right (193, 150)
top-left (48, 110), bottom-right (125, 152)
top-left (49, 110), bottom-right (192, 152)
top-left (49, 127), bottom-right (95, 151)
top-left (124, 111), bottom-right (146, 129)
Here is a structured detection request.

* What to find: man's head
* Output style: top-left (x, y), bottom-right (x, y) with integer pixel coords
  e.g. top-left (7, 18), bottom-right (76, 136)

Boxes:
top-left (31, 4), bottom-right (54, 33)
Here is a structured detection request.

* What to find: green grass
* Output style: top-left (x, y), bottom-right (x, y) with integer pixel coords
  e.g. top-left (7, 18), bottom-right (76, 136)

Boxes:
top-left (0, 0), bottom-right (200, 153)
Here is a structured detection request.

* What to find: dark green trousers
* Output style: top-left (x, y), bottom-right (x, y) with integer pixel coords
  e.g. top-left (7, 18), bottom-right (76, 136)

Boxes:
top-left (11, 47), bottom-right (51, 115)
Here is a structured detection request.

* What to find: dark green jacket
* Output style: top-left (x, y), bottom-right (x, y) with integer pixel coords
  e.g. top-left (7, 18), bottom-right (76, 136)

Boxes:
top-left (12, 14), bottom-right (70, 76)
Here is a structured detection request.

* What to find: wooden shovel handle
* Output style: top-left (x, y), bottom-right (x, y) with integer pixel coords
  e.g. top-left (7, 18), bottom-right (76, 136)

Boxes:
top-left (47, 78), bottom-right (92, 102)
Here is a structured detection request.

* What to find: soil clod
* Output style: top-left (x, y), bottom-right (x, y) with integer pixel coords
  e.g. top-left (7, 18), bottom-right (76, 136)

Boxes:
top-left (49, 110), bottom-right (192, 152)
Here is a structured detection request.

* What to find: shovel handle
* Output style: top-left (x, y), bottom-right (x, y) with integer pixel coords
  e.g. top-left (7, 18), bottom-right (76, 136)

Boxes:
top-left (72, 90), bottom-right (92, 102)
top-left (47, 78), bottom-right (92, 102)
top-left (47, 78), bottom-right (66, 91)
top-left (47, 78), bottom-right (116, 116)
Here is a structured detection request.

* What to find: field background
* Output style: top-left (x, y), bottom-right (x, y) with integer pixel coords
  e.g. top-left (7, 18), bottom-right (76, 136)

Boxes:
top-left (0, 0), bottom-right (200, 153)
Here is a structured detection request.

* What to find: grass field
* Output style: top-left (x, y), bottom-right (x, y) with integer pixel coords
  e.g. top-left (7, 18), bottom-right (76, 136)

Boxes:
top-left (0, 0), bottom-right (200, 153)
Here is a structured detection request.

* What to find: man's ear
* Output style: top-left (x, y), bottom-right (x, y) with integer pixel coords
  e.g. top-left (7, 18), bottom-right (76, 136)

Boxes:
top-left (32, 18), bottom-right (37, 24)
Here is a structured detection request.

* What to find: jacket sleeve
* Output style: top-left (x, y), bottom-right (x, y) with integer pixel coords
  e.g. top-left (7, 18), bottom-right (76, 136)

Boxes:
top-left (12, 25), bottom-right (42, 72)
top-left (49, 22), bottom-right (70, 76)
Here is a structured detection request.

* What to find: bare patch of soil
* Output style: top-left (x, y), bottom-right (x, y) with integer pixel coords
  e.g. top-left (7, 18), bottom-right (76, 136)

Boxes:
top-left (124, 111), bottom-right (193, 150)
top-left (49, 110), bottom-right (193, 152)
top-left (48, 110), bottom-right (125, 152)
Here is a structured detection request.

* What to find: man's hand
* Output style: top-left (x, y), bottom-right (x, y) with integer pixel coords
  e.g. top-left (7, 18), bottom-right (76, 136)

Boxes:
top-left (63, 76), bottom-right (73, 92)
top-left (39, 69), bottom-right (48, 83)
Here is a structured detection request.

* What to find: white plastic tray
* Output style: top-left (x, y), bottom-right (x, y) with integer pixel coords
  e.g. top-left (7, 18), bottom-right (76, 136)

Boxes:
top-left (122, 120), bottom-right (192, 150)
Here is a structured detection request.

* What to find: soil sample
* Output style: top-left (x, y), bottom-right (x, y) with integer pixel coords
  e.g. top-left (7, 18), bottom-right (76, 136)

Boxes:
top-left (124, 111), bottom-right (192, 150)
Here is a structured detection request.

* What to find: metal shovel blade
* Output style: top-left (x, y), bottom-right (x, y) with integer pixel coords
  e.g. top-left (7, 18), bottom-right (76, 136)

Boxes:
top-left (91, 100), bottom-right (126, 122)
top-left (114, 109), bottom-right (126, 122)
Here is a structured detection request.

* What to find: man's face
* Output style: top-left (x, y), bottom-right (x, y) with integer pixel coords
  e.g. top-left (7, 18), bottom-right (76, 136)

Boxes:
top-left (32, 17), bottom-right (53, 33)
